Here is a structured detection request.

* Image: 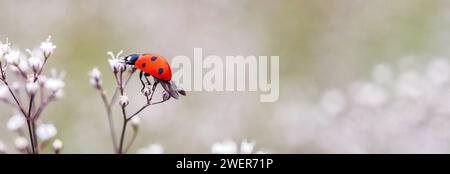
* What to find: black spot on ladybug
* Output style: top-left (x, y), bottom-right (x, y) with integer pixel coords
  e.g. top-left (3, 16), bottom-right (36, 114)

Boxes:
top-left (158, 68), bottom-right (164, 75)
top-left (151, 57), bottom-right (157, 61)
top-left (141, 63), bottom-right (146, 68)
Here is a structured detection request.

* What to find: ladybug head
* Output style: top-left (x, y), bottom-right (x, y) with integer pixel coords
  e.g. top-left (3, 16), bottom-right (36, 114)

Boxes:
top-left (124, 54), bottom-right (140, 65)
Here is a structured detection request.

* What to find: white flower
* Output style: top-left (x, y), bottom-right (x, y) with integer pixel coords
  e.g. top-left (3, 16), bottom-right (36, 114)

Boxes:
top-left (211, 140), bottom-right (237, 154)
top-left (25, 81), bottom-right (39, 95)
top-left (37, 75), bottom-right (47, 86)
top-left (18, 59), bottom-right (29, 72)
top-left (28, 56), bottom-right (43, 72)
top-left (40, 36), bottom-right (56, 57)
top-left (11, 82), bottom-right (20, 91)
top-left (255, 150), bottom-right (269, 154)
top-left (89, 67), bottom-right (102, 87)
top-left (395, 71), bottom-right (427, 98)
top-left (130, 116), bottom-right (140, 129)
top-left (240, 140), bottom-right (255, 154)
top-left (55, 90), bottom-right (64, 99)
top-left (351, 82), bottom-right (387, 107)
top-left (0, 85), bottom-right (8, 99)
top-left (107, 51), bottom-right (126, 73)
top-left (52, 139), bottom-right (63, 153)
top-left (426, 58), bottom-right (450, 86)
top-left (320, 89), bottom-right (346, 115)
top-left (45, 69), bottom-right (65, 92)
top-left (6, 114), bottom-right (26, 131)
top-left (0, 39), bottom-right (11, 63)
top-left (15, 137), bottom-right (28, 150)
top-left (36, 123), bottom-right (57, 141)
top-left (4, 51), bottom-right (20, 65)
top-left (119, 95), bottom-right (129, 107)
top-left (0, 140), bottom-right (6, 153)
top-left (137, 143), bottom-right (164, 154)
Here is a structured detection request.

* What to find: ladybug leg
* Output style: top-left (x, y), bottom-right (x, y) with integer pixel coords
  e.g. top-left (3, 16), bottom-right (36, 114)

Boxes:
top-left (148, 79), bottom-right (159, 102)
top-left (139, 71), bottom-right (146, 92)
top-left (144, 73), bottom-right (152, 85)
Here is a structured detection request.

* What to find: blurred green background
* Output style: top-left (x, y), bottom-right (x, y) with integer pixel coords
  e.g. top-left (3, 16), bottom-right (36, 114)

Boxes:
top-left (1, 0), bottom-right (450, 153)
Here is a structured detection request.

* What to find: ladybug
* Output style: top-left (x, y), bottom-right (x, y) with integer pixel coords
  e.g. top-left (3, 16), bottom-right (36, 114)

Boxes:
top-left (124, 53), bottom-right (185, 99)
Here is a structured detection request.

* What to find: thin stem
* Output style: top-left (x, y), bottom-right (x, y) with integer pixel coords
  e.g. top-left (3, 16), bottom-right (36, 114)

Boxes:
top-left (124, 128), bottom-right (138, 153)
top-left (25, 119), bottom-right (36, 154)
top-left (108, 71), bottom-right (134, 107)
top-left (33, 57), bottom-right (48, 82)
top-left (2, 81), bottom-right (27, 117)
top-left (33, 92), bottom-right (56, 120)
top-left (118, 106), bottom-right (128, 154)
top-left (98, 86), bottom-right (118, 153)
top-left (126, 104), bottom-right (150, 122)
top-left (27, 95), bottom-right (37, 154)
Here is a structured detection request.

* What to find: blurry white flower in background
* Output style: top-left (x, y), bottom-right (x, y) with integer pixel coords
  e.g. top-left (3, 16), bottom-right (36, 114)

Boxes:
top-left (320, 89), bottom-right (346, 115)
top-left (240, 140), bottom-right (255, 154)
top-left (0, 39), bottom-right (11, 63)
top-left (45, 69), bottom-right (65, 93)
top-left (28, 55), bottom-right (44, 73)
top-left (426, 58), bottom-right (450, 87)
top-left (11, 82), bottom-right (20, 91)
top-left (4, 50), bottom-right (20, 65)
top-left (0, 140), bottom-right (6, 153)
top-left (89, 67), bottom-right (102, 87)
top-left (40, 36), bottom-right (56, 57)
top-left (211, 140), bottom-right (265, 154)
top-left (6, 114), bottom-right (26, 132)
top-left (0, 85), bottom-right (8, 99)
top-left (395, 70), bottom-right (428, 99)
top-left (36, 123), bottom-right (57, 141)
top-left (351, 82), bottom-right (387, 107)
top-left (137, 143), bottom-right (164, 154)
top-left (211, 140), bottom-right (237, 154)
top-left (14, 137), bottom-right (28, 151)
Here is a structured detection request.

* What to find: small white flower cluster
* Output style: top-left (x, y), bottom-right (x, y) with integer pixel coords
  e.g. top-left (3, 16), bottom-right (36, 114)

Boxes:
top-left (137, 143), bottom-right (164, 154)
top-left (274, 57), bottom-right (450, 153)
top-left (107, 50), bottom-right (126, 73)
top-left (0, 37), bottom-right (63, 154)
top-left (211, 139), bottom-right (268, 154)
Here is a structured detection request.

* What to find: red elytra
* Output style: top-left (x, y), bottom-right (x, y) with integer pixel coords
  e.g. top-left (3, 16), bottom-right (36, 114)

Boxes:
top-left (134, 54), bottom-right (172, 81)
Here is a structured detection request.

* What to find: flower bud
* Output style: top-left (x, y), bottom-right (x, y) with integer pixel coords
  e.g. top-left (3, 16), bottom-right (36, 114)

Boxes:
top-left (6, 113), bottom-right (26, 132)
top-left (130, 116), bottom-right (140, 130)
top-left (40, 36), bottom-right (56, 58)
top-left (25, 81), bottom-right (39, 95)
top-left (52, 139), bottom-right (63, 154)
top-left (11, 82), bottom-right (20, 91)
top-left (4, 51), bottom-right (20, 65)
top-left (28, 56), bottom-right (43, 73)
top-left (15, 137), bottom-right (28, 151)
top-left (142, 86), bottom-right (151, 96)
top-left (37, 75), bottom-right (47, 86)
top-left (89, 67), bottom-right (102, 88)
top-left (119, 95), bottom-right (129, 107)
top-left (36, 123), bottom-right (57, 141)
